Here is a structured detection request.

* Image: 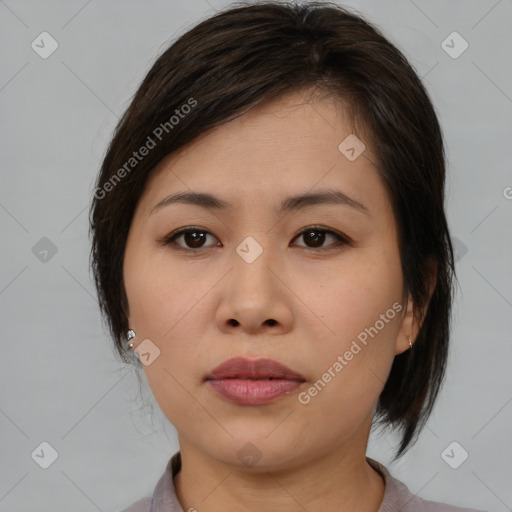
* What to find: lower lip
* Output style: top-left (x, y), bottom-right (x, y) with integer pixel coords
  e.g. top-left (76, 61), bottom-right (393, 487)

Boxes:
top-left (207, 378), bottom-right (304, 405)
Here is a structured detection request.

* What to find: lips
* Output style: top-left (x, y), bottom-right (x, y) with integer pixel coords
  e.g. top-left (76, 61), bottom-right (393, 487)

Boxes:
top-left (205, 357), bottom-right (306, 381)
top-left (205, 357), bottom-right (306, 405)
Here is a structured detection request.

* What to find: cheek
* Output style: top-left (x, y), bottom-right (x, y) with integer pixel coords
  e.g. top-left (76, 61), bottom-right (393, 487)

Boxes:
top-left (142, 359), bottom-right (205, 439)
top-left (294, 245), bottom-right (403, 391)
top-left (296, 243), bottom-right (402, 335)
top-left (129, 264), bottom-right (211, 429)
top-left (124, 244), bottom-right (198, 336)
top-left (124, 248), bottom-right (213, 381)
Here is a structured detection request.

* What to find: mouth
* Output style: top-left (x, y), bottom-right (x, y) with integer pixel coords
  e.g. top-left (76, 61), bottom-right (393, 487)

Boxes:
top-left (205, 357), bottom-right (306, 405)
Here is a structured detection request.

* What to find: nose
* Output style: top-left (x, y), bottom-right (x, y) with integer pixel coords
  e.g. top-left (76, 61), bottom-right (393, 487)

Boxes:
top-left (214, 239), bottom-right (294, 336)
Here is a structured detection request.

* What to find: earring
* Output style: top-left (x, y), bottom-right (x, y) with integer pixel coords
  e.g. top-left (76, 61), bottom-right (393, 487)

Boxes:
top-left (126, 329), bottom-right (136, 350)
top-left (408, 335), bottom-right (413, 350)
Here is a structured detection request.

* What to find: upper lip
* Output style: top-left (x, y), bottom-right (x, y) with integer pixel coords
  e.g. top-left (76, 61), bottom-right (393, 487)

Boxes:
top-left (206, 357), bottom-right (306, 381)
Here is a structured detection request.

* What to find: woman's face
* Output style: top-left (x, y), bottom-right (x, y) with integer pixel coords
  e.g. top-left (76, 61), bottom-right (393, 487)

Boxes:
top-left (123, 89), bottom-right (416, 471)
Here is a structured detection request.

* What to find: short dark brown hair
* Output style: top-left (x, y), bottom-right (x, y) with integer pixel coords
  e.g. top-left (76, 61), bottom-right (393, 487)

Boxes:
top-left (89, 0), bottom-right (456, 460)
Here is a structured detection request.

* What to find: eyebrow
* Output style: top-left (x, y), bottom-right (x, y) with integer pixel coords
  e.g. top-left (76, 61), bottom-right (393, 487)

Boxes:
top-left (150, 189), bottom-right (370, 216)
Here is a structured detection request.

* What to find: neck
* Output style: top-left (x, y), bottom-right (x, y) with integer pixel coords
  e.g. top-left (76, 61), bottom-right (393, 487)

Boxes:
top-left (173, 436), bottom-right (385, 512)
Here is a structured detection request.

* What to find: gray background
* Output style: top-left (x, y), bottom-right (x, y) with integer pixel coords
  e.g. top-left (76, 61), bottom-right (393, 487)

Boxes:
top-left (1, 0), bottom-right (511, 510)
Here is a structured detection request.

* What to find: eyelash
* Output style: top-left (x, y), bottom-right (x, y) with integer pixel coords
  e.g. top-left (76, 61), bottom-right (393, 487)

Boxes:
top-left (159, 225), bottom-right (352, 253)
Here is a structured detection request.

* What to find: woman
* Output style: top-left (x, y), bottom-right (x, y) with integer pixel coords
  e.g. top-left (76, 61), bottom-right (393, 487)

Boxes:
top-left (90, 2), bottom-right (486, 510)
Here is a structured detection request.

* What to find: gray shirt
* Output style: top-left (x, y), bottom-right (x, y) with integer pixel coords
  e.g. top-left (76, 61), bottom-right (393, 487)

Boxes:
top-left (120, 452), bottom-right (486, 512)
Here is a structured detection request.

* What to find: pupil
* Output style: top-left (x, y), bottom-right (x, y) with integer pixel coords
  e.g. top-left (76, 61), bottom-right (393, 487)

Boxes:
top-left (186, 231), bottom-right (205, 248)
top-left (305, 230), bottom-right (324, 248)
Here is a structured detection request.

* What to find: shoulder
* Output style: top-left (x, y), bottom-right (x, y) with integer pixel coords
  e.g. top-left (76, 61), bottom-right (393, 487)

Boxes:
top-left (117, 451), bottom-right (182, 512)
top-left (118, 496), bottom-right (151, 512)
top-left (366, 457), bottom-right (488, 512)
top-left (394, 488), bottom-right (488, 512)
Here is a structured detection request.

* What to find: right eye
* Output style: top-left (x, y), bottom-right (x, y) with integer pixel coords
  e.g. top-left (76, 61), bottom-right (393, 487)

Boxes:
top-left (160, 227), bottom-right (220, 251)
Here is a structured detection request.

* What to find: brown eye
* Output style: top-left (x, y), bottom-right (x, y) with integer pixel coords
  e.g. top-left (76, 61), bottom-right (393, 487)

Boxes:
top-left (161, 227), bottom-right (219, 250)
top-left (292, 227), bottom-right (350, 251)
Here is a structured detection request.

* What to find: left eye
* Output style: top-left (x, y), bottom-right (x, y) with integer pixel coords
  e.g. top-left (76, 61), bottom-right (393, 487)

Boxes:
top-left (160, 226), bottom-right (350, 251)
top-left (292, 227), bottom-right (350, 250)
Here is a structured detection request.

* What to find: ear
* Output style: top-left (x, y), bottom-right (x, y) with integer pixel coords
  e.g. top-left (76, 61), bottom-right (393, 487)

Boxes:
top-left (394, 295), bottom-right (416, 355)
top-left (394, 257), bottom-right (437, 355)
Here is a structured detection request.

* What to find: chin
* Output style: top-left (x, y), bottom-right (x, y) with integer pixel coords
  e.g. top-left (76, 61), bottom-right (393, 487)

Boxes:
top-left (198, 435), bottom-right (305, 473)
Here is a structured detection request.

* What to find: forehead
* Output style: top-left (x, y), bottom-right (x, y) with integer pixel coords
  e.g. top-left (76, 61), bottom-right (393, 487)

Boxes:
top-left (138, 89), bottom-right (386, 216)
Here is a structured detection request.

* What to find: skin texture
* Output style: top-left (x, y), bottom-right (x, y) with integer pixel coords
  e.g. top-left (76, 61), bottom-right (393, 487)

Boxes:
top-left (123, 88), bottom-right (429, 512)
